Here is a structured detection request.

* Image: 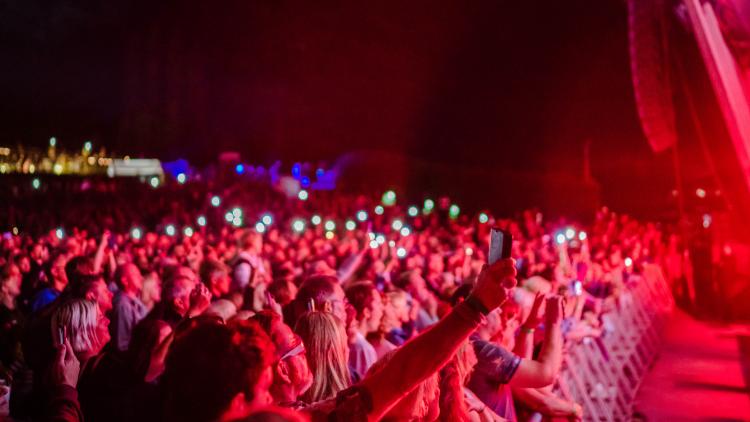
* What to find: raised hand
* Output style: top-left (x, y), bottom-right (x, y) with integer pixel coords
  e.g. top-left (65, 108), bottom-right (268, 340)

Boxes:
top-left (471, 258), bottom-right (517, 311)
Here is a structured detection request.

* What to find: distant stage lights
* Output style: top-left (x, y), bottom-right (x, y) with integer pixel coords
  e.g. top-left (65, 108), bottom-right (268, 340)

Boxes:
top-left (197, 216), bottom-right (207, 227)
top-left (298, 190), bottom-right (309, 201)
top-left (235, 164), bottom-right (245, 175)
top-left (449, 205), bottom-right (460, 219)
top-left (578, 231), bottom-right (587, 241)
top-left (400, 227), bottom-right (411, 237)
top-left (565, 228), bottom-right (576, 240)
top-left (255, 222), bottom-right (266, 233)
top-left (423, 199), bottom-right (435, 213)
top-left (210, 195), bottom-right (221, 207)
top-left (396, 247), bottom-right (408, 258)
top-left (292, 219), bottom-right (306, 233)
top-left (555, 233), bottom-right (566, 245)
top-left (408, 206), bottom-right (418, 217)
top-left (165, 225), bottom-right (176, 236)
top-left (391, 219), bottom-right (403, 231)
top-left (357, 210), bottom-right (368, 222)
top-left (261, 214), bottom-right (273, 226)
top-left (345, 220), bottom-right (356, 231)
top-left (32, 178), bottom-right (41, 190)
top-left (149, 177), bottom-right (160, 188)
top-left (55, 228), bottom-right (65, 240)
top-left (232, 208), bottom-right (243, 218)
top-left (176, 173), bottom-right (187, 184)
top-left (382, 190), bottom-right (397, 206)
top-left (131, 227), bottom-right (142, 240)
top-left (324, 220), bottom-right (336, 231)
top-left (225, 212), bottom-right (234, 223)
top-left (369, 240), bottom-right (379, 249)
top-left (311, 215), bottom-right (322, 225)
top-left (478, 213), bottom-right (489, 224)
top-left (374, 205), bottom-right (384, 215)
top-left (231, 216), bottom-right (243, 227)
top-left (49, 137), bottom-right (57, 147)
top-left (375, 234), bottom-right (386, 245)
top-left (183, 226), bottom-right (194, 237)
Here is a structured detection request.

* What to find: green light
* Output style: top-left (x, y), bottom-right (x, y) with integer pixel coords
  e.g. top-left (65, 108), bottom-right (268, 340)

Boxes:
top-left (83, 141), bottom-right (92, 152)
top-left (197, 216), bottom-right (207, 227)
top-left (449, 204), bottom-right (460, 219)
top-left (131, 227), bottom-right (142, 240)
top-left (408, 206), bottom-right (418, 217)
top-left (374, 205), bottom-right (384, 215)
top-left (382, 190), bottom-right (397, 206)
top-left (324, 220), bottom-right (336, 231)
top-left (177, 173), bottom-right (187, 184)
top-left (357, 210), bottom-right (368, 222)
top-left (298, 190), bottom-right (309, 201)
top-left (211, 196), bottom-right (221, 207)
top-left (345, 220), bottom-right (356, 231)
top-left (31, 178), bottom-right (41, 190)
top-left (183, 226), bottom-right (194, 237)
top-left (311, 215), bottom-right (322, 225)
top-left (149, 177), bottom-right (160, 188)
top-left (423, 199), bottom-right (434, 213)
top-left (232, 208), bottom-right (243, 218)
top-left (49, 137), bottom-right (57, 147)
top-left (478, 213), bottom-right (489, 224)
top-left (165, 225), bottom-right (176, 236)
top-left (391, 219), bottom-right (403, 230)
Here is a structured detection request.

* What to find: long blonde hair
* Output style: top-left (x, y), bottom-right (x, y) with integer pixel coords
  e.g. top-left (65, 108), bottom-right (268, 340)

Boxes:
top-left (295, 311), bottom-right (350, 403)
top-left (51, 299), bottom-right (102, 359)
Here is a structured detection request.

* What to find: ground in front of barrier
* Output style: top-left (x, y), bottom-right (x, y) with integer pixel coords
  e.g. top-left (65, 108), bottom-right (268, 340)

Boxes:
top-left (634, 309), bottom-right (750, 421)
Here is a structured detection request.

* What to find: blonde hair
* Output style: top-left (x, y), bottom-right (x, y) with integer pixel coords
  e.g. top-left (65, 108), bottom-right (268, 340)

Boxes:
top-left (52, 299), bottom-right (102, 358)
top-left (368, 349), bottom-right (440, 421)
top-left (295, 311), bottom-right (350, 403)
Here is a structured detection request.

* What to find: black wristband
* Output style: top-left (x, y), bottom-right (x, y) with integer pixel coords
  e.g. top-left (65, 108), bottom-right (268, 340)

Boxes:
top-left (464, 295), bottom-right (490, 315)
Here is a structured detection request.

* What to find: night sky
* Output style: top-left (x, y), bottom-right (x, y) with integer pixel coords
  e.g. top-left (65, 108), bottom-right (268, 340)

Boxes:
top-left (0, 0), bottom-right (672, 212)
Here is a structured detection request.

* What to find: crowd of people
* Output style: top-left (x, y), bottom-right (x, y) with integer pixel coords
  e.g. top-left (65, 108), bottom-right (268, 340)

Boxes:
top-left (0, 177), bottom-right (673, 421)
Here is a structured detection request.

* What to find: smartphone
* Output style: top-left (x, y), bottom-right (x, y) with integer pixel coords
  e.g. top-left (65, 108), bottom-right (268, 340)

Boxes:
top-left (574, 281), bottom-right (583, 296)
top-left (488, 227), bottom-right (512, 265)
top-left (57, 326), bottom-right (65, 346)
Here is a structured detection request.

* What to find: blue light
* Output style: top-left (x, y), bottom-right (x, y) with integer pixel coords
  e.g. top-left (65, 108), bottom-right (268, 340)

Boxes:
top-left (235, 164), bottom-right (245, 174)
top-left (301, 177), bottom-right (311, 188)
top-left (292, 163), bottom-right (301, 178)
top-left (316, 168), bottom-right (325, 178)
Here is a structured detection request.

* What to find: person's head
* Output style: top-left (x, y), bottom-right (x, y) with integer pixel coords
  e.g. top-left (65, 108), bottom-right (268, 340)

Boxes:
top-left (51, 299), bottom-right (110, 361)
top-left (294, 311), bottom-right (350, 403)
top-left (49, 253), bottom-right (69, 290)
top-left (162, 319), bottom-right (275, 422)
top-left (67, 273), bottom-right (114, 314)
top-left (127, 318), bottom-right (172, 381)
top-left (385, 289), bottom-right (411, 325)
top-left (200, 259), bottom-right (231, 298)
top-left (65, 255), bottom-right (95, 289)
top-left (252, 311), bottom-right (313, 403)
top-left (267, 279), bottom-right (298, 307)
top-left (14, 254), bottom-right (31, 273)
top-left (240, 230), bottom-right (263, 253)
top-left (116, 263), bottom-right (144, 295)
top-left (288, 275), bottom-right (346, 328)
top-left (162, 275), bottom-right (196, 317)
top-left (345, 282), bottom-right (384, 333)
top-left (141, 272), bottom-right (162, 309)
top-left (368, 350), bottom-right (440, 421)
top-left (0, 263), bottom-right (22, 302)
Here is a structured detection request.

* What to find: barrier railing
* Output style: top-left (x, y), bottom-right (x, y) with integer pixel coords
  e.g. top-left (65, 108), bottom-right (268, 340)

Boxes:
top-left (555, 264), bottom-right (674, 421)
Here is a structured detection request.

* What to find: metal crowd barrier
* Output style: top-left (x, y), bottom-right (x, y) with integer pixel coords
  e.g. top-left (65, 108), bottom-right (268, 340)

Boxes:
top-left (555, 264), bottom-right (674, 421)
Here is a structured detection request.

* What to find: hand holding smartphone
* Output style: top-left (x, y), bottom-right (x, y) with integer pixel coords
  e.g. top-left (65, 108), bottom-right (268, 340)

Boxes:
top-left (488, 227), bottom-right (512, 265)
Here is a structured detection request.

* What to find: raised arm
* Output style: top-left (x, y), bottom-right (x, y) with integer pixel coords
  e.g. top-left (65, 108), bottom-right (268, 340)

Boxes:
top-left (360, 259), bottom-right (517, 421)
top-left (509, 296), bottom-right (564, 388)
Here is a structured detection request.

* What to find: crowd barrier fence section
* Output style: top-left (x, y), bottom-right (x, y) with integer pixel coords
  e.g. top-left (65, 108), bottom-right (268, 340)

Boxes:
top-left (555, 264), bottom-right (674, 421)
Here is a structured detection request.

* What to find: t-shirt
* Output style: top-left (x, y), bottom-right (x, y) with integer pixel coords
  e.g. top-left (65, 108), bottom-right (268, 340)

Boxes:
top-left (349, 332), bottom-right (378, 377)
top-left (468, 334), bottom-right (522, 421)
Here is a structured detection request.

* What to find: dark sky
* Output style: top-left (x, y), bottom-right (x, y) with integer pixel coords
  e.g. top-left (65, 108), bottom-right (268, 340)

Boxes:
top-left (0, 0), bottom-right (669, 208)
